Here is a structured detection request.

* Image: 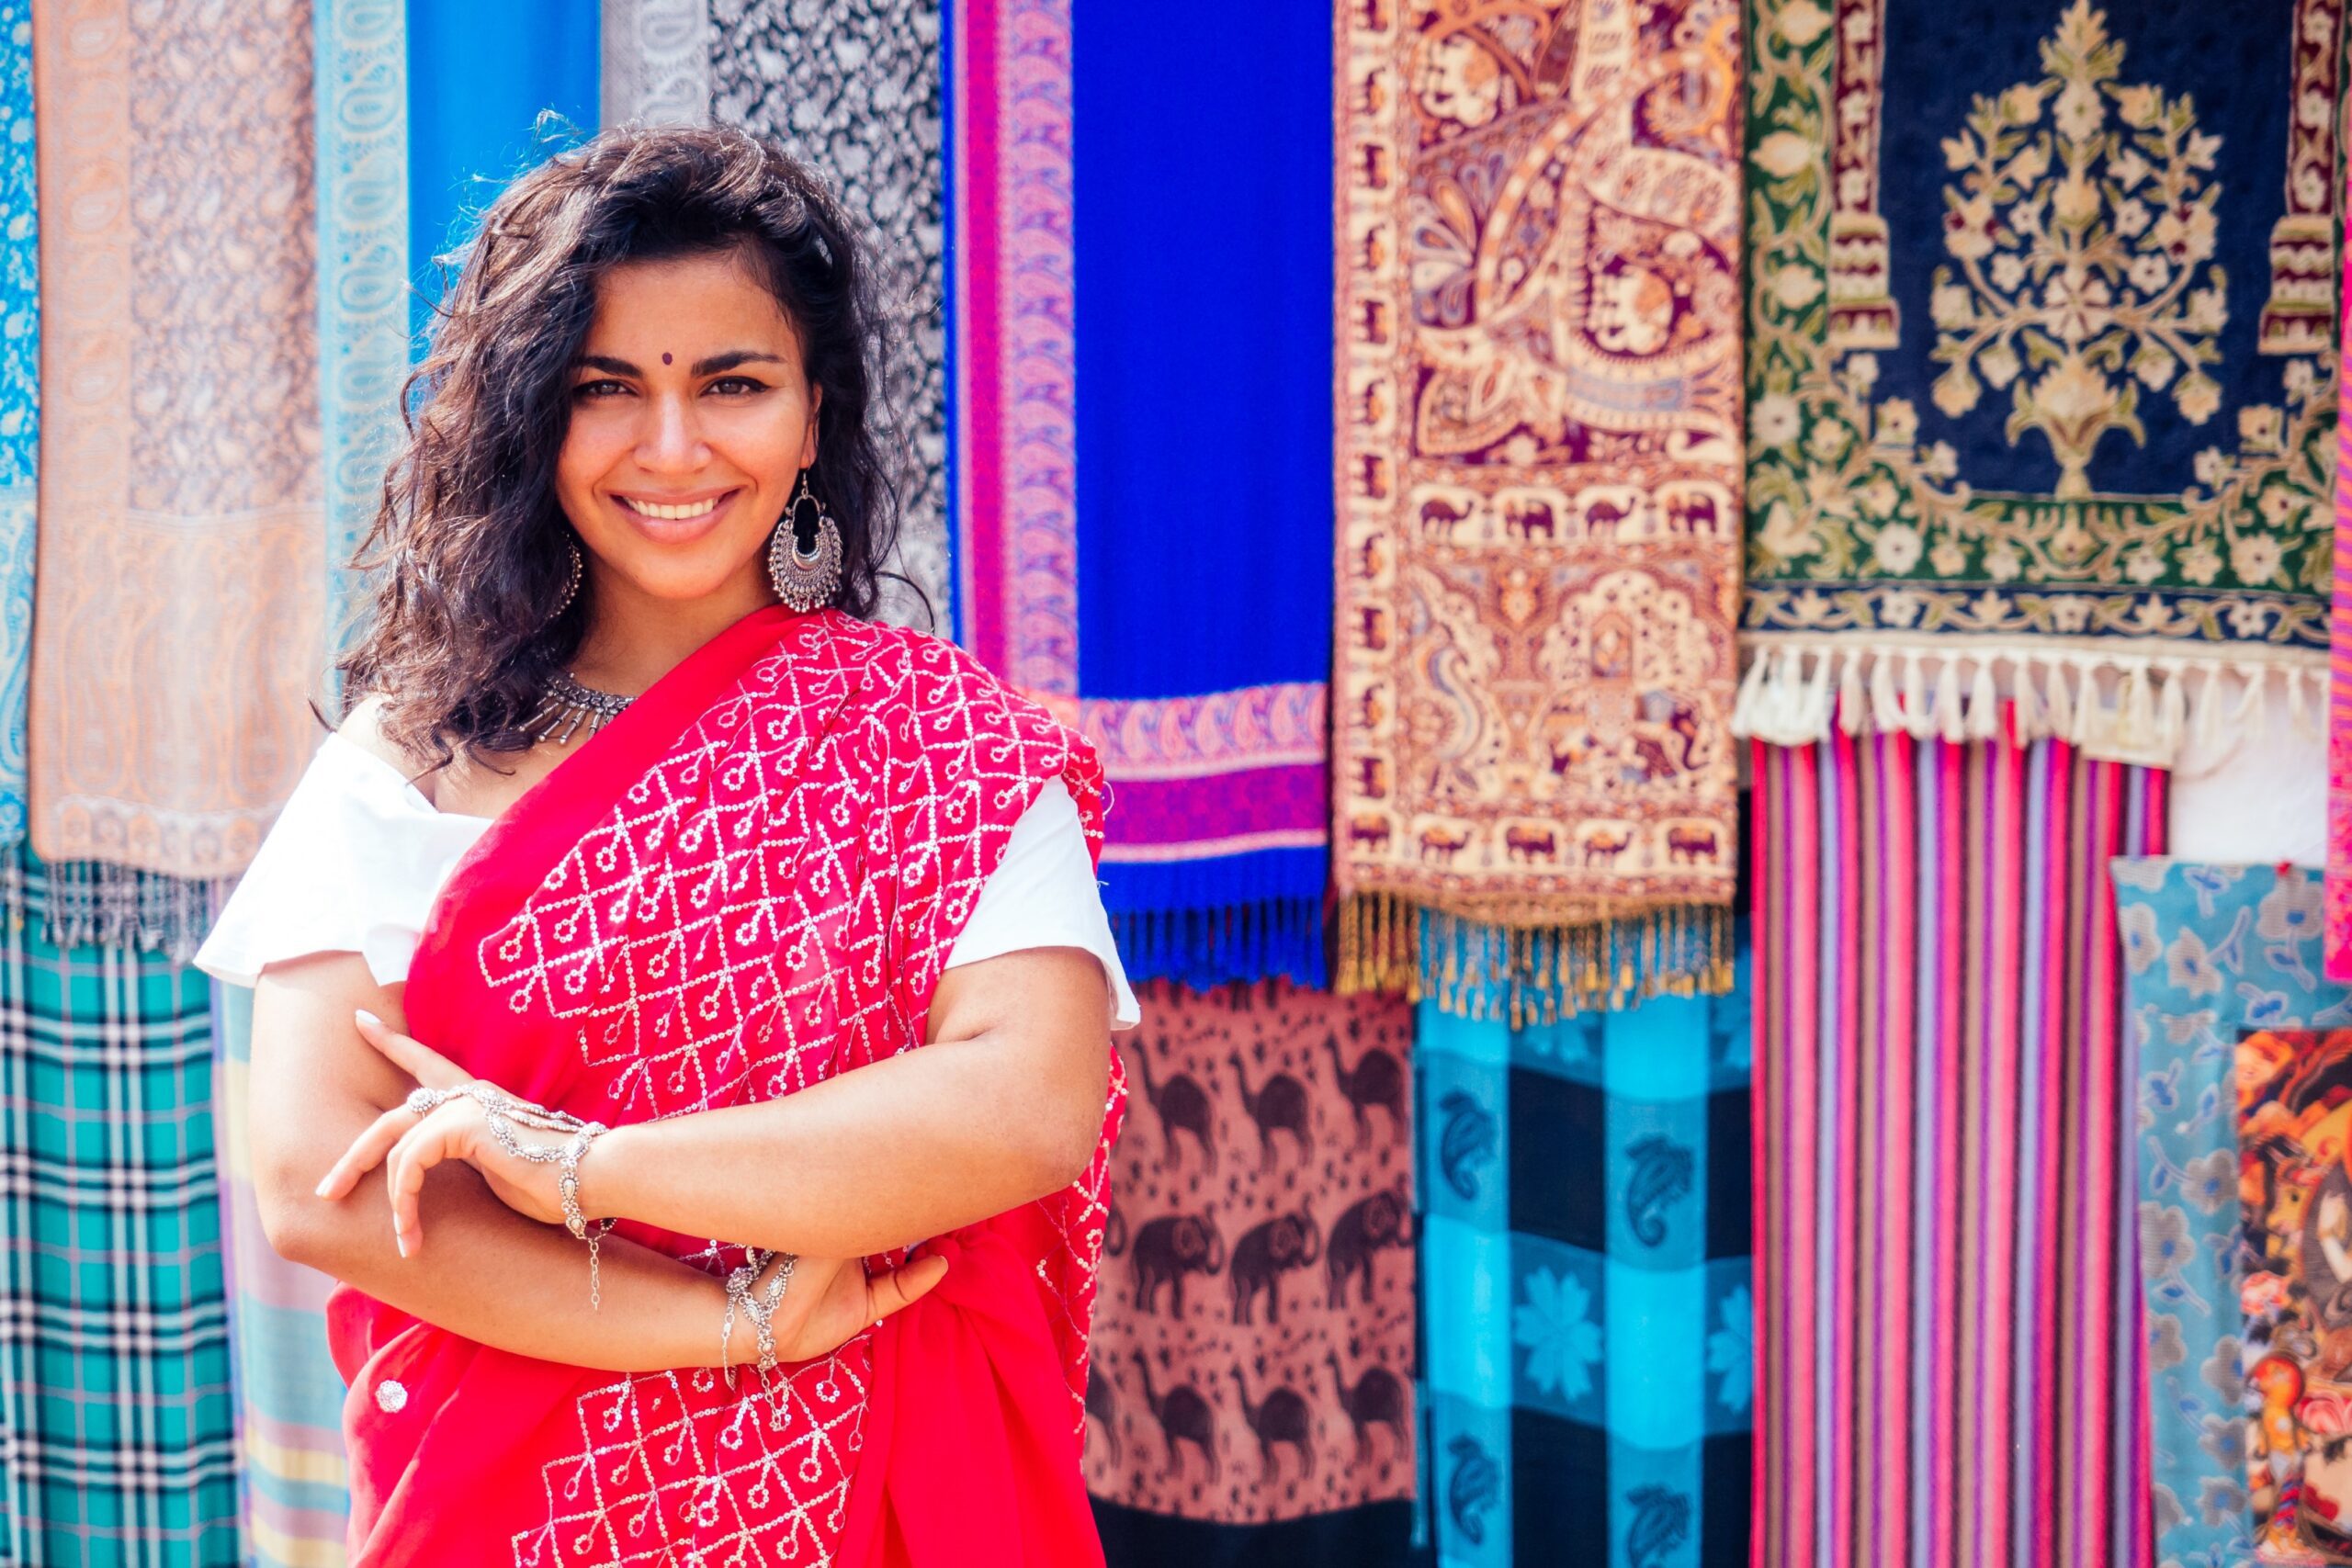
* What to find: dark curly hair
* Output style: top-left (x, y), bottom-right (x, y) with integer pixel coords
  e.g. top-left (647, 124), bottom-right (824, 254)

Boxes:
top-left (338, 123), bottom-right (904, 771)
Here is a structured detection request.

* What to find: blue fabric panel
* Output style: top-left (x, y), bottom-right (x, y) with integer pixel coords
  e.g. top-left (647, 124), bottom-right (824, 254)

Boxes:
top-left (1069, 1), bottom-right (1333, 704)
top-left (405, 0), bottom-right (599, 342)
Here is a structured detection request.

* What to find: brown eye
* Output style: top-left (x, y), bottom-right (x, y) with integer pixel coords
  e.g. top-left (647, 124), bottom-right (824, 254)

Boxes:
top-left (573, 379), bottom-right (628, 399)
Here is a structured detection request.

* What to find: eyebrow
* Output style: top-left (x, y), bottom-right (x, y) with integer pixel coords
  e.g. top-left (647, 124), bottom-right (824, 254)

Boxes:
top-left (576, 350), bottom-right (792, 378)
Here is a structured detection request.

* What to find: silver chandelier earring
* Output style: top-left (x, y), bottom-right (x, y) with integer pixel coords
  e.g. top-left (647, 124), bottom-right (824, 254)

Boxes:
top-left (768, 473), bottom-right (842, 612)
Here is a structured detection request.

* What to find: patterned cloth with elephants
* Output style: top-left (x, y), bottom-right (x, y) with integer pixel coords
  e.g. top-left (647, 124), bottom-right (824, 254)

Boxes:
top-left (1331, 0), bottom-right (1746, 1011)
top-left (1084, 981), bottom-right (1417, 1559)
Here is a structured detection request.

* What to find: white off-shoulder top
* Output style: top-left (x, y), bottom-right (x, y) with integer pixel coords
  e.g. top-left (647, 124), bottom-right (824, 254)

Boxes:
top-left (194, 733), bottom-right (1140, 1029)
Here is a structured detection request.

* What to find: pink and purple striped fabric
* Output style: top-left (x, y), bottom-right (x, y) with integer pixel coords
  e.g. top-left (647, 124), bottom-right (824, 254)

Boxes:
top-left (1753, 723), bottom-right (2166, 1568)
top-left (2325, 156), bottom-right (2352, 986)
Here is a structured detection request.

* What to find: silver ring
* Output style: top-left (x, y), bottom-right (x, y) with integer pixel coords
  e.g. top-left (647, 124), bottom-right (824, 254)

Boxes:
top-left (404, 1087), bottom-right (448, 1118)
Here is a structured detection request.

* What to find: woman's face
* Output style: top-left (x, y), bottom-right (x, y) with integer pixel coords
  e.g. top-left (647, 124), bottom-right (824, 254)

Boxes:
top-left (555, 248), bottom-right (819, 604)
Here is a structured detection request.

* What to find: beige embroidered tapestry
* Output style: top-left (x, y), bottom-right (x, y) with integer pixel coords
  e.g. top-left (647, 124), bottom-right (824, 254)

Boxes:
top-left (1333, 0), bottom-right (1744, 1015)
top-left (32, 0), bottom-right (324, 877)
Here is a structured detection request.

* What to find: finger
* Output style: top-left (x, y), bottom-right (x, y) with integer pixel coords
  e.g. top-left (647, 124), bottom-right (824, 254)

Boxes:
top-left (383, 1107), bottom-right (467, 1258)
top-left (865, 1255), bottom-right (949, 1322)
top-left (314, 1103), bottom-right (416, 1201)
top-left (353, 1010), bottom-right (469, 1089)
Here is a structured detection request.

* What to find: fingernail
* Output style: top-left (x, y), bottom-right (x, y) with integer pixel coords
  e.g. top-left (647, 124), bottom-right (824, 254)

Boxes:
top-left (313, 1177), bottom-right (332, 1198)
top-left (395, 1235), bottom-right (407, 1258)
top-left (355, 1009), bottom-right (379, 1029)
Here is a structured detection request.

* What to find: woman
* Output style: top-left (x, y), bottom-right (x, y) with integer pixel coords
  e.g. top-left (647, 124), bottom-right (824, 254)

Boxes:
top-left (196, 125), bottom-right (1134, 1566)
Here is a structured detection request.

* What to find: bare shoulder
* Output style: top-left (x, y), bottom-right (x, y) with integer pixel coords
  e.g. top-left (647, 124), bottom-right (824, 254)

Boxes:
top-left (336, 693), bottom-right (442, 802)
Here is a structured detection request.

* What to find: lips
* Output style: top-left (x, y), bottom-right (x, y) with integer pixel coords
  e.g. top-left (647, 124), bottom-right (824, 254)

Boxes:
top-left (612, 488), bottom-right (741, 541)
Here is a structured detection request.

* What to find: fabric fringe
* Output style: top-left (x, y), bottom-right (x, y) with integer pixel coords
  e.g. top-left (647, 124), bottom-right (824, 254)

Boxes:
top-left (1337, 893), bottom-right (1736, 1024)
top-left (1731, 639), bottom-right (2327, 770)
top-left (0, 852), bottom-right (227, 963)
top-left (1109, 897), bottom-right (1327, 991)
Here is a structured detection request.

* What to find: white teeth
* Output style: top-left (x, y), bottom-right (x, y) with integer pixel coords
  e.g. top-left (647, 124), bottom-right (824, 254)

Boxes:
top-left (628, 496), bottom-right (722, 522)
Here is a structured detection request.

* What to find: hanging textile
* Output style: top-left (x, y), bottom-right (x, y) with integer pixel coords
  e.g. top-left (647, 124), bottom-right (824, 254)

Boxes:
top-left (1419, 948), bottom-right (1754, 1564)
top-left (715, 0), bottom-right (949, 631)
top-left (2234, 1027), bottom-right (2352, 1562)
top-left (1069, 4), bottom-right (1332, 988)
top-left (943, 1), bottom-right (1332, 987)
top-left (28, 0), bottom-right (324, 883)
top-left (2113, 860), bottom-right (2352, 1568)
top-left (1331, 0), bottom-right (1745, 1012)
top-left (0, 847), bottom-right (238, 1564)
top-left (1086, 981), bottom-right (1415, 1562)
top-left (1753, 727), bottom-right (2165, 1568)
top-left (316, 0), bottom-right (410, 671)
top-left (2327, 152), bottom-right (2352, 983)
top-left (1738, 0), bottom-right (2342, 760)
top-left (214, 983), bottom-right (349, 1568)
top-left (0, 3), bottom-right (36, 852)
top-left (601, 0), bottom-right (710, 128)
top-left (406, 0), bottom-right (598, 343)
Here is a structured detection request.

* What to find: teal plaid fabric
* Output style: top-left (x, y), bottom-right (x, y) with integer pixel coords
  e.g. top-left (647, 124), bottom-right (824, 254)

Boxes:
top-left (0, 849), bottom-right (238, 1565)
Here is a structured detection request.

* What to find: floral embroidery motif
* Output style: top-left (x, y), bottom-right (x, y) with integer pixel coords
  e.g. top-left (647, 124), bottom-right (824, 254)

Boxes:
top-left (1927, 4), bottom-right (2226, 498)
top-left (1743, 0), bottom-right (2346, 652)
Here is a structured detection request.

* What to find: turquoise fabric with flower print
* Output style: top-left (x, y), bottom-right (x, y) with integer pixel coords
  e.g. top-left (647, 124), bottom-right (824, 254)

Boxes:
top-left (2115, 860), bottom-right (2352, 1568)
top-left (1417, 943), bottom-right (1753, 1566)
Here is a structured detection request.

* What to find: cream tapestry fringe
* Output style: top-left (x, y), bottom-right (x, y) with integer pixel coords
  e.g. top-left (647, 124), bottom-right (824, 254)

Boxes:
top-left (1731, 638), bottom-right (2327, 773)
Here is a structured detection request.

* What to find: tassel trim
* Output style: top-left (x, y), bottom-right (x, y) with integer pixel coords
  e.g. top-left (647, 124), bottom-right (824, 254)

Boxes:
top-left (0, 852), bottom-right (229, 963)
top-left (1109, 897), bottom-right (1328, 991)
top-left (1731, 638), bottom-right (2326, 769)
top-left (1337, 894), bottom-right (1735, 1025)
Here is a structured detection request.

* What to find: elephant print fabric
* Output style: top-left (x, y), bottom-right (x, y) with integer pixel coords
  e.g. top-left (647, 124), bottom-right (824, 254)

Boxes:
top-left (1086, 981), bottom-right (1417, 1522)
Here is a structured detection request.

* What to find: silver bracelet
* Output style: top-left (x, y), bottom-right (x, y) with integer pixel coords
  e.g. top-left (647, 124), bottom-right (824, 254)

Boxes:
top-left (718, 1247), bottom-right (799, 1390)
top-left (406, 1084), bottom-right (617, 1307)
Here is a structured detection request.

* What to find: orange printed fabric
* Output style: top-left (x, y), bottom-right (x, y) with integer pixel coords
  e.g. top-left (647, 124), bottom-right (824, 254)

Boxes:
top-left (31, 0), bottom-right (324, 876)
top-left (1087, 981), bottom-right (1416, 1523)
top-left (1331, 1), bottom-right (1743, 989)
top-left (2236, 1029), bottom-right (2352, 1562)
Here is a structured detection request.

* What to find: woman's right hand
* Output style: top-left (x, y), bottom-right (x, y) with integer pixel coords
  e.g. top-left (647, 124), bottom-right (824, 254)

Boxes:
top-left (763, 1250), bottom-right (949, 1365)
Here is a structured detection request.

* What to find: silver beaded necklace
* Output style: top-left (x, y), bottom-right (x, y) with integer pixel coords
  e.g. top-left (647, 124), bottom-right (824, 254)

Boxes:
top-left (526, 671), bottom-right (633, 745)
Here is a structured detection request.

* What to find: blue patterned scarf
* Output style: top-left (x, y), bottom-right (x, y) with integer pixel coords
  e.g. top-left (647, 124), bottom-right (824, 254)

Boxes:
top-left (1419, 945), bottom-right (1753, 1563)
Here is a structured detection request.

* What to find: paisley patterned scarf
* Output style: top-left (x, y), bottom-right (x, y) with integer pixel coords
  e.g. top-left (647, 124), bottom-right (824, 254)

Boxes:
top-left (1331, 0), bottom-right (1746, 1016)
top-left (330, 607), bottom-right (1121, 1565)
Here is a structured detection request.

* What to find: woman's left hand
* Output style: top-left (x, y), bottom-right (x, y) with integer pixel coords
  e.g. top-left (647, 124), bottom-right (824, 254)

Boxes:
top-left (315, 1010), bottom-right (571, 1255)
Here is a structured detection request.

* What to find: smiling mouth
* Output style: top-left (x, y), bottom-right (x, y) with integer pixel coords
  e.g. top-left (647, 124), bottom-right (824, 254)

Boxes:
top-left (616, 490), bottom-right (738, 522)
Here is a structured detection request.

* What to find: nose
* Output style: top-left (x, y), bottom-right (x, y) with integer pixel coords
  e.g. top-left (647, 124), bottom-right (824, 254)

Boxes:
top-left (635, 388), bottom-right (708, 473)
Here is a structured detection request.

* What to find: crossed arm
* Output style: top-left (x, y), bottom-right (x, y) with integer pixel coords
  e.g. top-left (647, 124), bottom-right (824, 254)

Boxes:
top-left (248, 943), bottom-right (1113, 1373)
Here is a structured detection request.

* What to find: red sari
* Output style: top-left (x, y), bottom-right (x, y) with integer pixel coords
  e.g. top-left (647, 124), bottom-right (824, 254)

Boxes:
top-left (324, 606), bottom-right (1123, 1566)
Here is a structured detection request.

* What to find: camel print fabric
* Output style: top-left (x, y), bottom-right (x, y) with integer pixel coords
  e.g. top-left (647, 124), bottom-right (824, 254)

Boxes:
top-left (1085, 981), bottom-right (1415, 1553)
